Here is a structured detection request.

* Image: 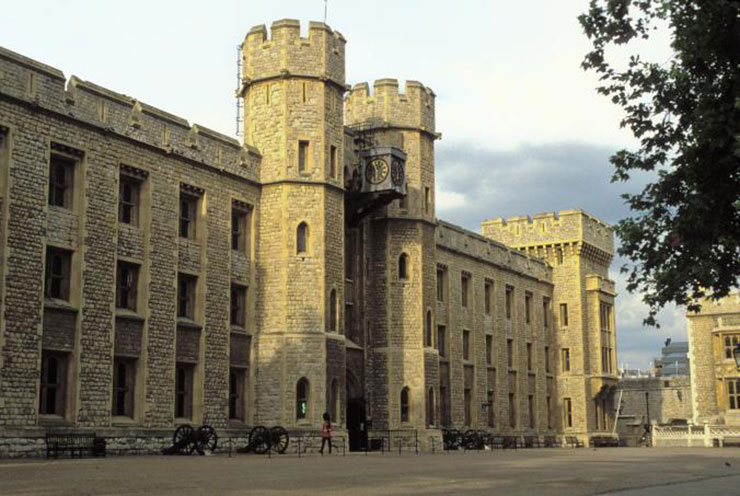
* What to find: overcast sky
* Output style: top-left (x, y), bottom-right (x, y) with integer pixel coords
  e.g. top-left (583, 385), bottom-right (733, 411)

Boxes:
top-left (1, 0), bottom-right (685, 369)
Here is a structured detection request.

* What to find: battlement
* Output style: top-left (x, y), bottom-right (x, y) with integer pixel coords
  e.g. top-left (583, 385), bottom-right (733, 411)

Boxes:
top-left (0, 45), bottom-right (260, 181)
top-left (241, 19), bottom-right (346, 89)
top-left (345, 79), bottom-right (436, 136)
top-left (481, 209), bottom-right (613, 256)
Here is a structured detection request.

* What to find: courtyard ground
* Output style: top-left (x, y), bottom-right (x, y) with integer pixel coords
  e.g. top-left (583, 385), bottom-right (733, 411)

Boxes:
top-left (0, 447), bottom-right (739, 495)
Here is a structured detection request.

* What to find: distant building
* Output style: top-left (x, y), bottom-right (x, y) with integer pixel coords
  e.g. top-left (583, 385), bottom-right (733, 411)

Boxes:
top-left (654, 341), bottom-right (690, 377)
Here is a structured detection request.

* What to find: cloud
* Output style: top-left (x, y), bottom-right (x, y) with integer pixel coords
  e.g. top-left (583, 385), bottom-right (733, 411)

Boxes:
top-left (434, 140), bottom-right (685, 369)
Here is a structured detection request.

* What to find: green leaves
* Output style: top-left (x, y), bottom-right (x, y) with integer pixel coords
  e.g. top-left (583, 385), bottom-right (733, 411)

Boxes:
top-left (580, 0), bottom-right (740, 325)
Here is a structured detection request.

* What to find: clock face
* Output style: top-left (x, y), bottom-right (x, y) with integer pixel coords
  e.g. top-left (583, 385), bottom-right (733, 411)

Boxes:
top-left (365, 158), bottom-right (389, 185)
top-left (391, 159), bottom-right (404, 186)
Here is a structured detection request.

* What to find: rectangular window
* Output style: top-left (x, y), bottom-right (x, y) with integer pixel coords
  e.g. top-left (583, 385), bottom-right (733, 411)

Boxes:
top-left (39, 351), bottom-right (67, 416)
top-left (505, 286), bottom-right (513, 320)
top-left (330, 145), bottom-right (337, 179)
top-left (112, 357), bottom-right (135, 418)
top-left (461, 273), bottom-right (470, 308)
top-left (179, 192), bottom-right (198, 239)
top-left (231, 206), bottom-right (250, 252)
top-left (484, 280), bottom-right (493, 315)
top-left (724, 335), bottom-right (740, 360)
top-left (45, 247), bottom-right (72, 301)
top-left (345, 303), bottom-right (353, 338)
top-left (177, 273), bottom-right (197, 319)
top-left (116, 261), bottom-right (139, 311)
top-left (438, 325), bottom-right (446, 358)
top-left (424, 187), bottom-right (431, 214)
top-left (463, 330), bottom-right (471, 361)
top-left (545, 346), bottom-right (550, 373)
top-left (528, 394), bottom-right (535, 429)
top-left (48, 154), bottom-right (75, 209)
top-left (118, 175), bottom-right (141, 226)
top-left (464, 388), bottom-right (472, 426)
top-left (436, 267), bottom-right (446, 302)
top-left (543, 297), bottom-right (550, 329)
top-left (547, 396), bottom-right (552, 429)
top-left (509, 392), bottom-right (516, 428)
top-left (526, 343), bottom-right (533, 371)
top-left (729, 379), bottom-right (740, 410)
top-left (560, 303), bottom-right (568, 327)
top-left (486, 335), bottom-right (493, 366)
top-left (507, 338), bottom-right (514, 368)
top-left (175, 363), bottom-right (194, 419)
top-left (298, 140), bottom-right (309, 173)
top-left (563, 397), bottom-right (573, 428)
top-left (525, 292), bottom-right (532, 324)
top-left (600, 302), bottom-right (612, 331)
top-left (229, 367), bottom-right (247, 420)
top-left (562, 348), bottom-right (571, 372)
top-left (230, 284), bottom-right (247, 328)
top-left (487, 387), bottom-right (495, 427)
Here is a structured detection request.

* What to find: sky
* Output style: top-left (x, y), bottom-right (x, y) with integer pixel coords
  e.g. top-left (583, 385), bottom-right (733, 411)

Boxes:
top-left (0, 0), bottom-right (686, 369)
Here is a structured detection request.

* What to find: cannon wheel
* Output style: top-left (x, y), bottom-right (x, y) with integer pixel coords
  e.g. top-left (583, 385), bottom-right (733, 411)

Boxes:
top-left (197, 425), bottom-right (218, 454)
top-left (249, 425), bottom-right (272, 454)
top-left (443, 429), bottom-right (461, 450)
top-left (270, 426), bottom-right (289, 454)
top-left (173, 424), bottom-right (196, 455)
top-left (463, 429), bottom-right (479, 450)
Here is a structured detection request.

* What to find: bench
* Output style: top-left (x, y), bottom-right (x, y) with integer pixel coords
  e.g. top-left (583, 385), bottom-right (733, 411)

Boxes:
top-left (522, 435), bottom-right (541, 448)
top-left (543, 435), bottom-right (561, 448)
top-left (565, 435), bottom-right (584, 448)
top-left (502, 436), bottom-right (518, 450)
top-left (45, 432), bottom-right (106, 459)
top-left (490, 436), bottom-right (505, 449)
top-left (590, 436), bottom-right (619, 448)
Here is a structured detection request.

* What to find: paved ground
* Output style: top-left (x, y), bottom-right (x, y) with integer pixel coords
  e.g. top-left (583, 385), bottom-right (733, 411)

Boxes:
top-left (1, 448), bottom-right (739, 495)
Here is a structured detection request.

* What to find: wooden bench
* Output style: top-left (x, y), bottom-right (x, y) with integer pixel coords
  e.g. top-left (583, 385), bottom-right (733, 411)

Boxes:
top-left (45, 432), bottom-right (106, 459)
top-left (565, 436), bottom-right (584, 448)
top-left (589, 436), bottom-right (619, 448)
top-left (543, 435), bottom-right (561, 448)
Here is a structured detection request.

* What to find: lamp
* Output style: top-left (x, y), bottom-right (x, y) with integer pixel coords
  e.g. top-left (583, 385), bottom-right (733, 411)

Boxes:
top-left (733, 343), bottom-right (740, 368)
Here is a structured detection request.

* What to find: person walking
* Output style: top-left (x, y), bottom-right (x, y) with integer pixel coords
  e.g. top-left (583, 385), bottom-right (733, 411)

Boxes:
top-left (320, 412), bottom-right (332, 455)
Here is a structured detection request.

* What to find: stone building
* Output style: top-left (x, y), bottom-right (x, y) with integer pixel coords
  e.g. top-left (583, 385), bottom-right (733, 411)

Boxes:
top-left (654, 340), bottom-right (689, 377)
top-left (687, 293), bottom-right (740, 425)
top-left (0, 19), bottom-right (619, 456)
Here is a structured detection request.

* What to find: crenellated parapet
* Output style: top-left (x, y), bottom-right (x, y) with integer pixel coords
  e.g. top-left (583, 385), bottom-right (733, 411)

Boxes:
top-left (240, 19), bottom-right (346, 91)
top-left (345, 79), bottom-right (437, 138)
top-left (0, 46), bottom-right (260, 181)
top-left (481, 210), bottom-right (614, 264)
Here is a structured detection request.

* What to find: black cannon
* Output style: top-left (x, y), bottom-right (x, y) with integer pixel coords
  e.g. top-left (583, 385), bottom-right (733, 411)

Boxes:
top-left (442, 428), bottom-right (463, 450)
top-left (162, 424), bottom-right (218, 455)
top-left (236, 425), bottom-right (289, 455)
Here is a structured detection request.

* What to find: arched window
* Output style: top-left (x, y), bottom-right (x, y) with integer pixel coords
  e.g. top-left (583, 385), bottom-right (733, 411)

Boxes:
top-left (296, 377), bottom-right (309, 420)
top-left (425, 310), bottom-right (433, 347)
top-left (297, 222), bottom-right (308, 254)
top-left (330, 379), bottom-right (340, 422)
top-left (400, 386), bottom-right (410, 423)
top-left (398, 253), bottom-right (409, 280)
top-left (427, 387), bottom-right (435, 427)
top-left (329, 289), bottom-right (337, 332)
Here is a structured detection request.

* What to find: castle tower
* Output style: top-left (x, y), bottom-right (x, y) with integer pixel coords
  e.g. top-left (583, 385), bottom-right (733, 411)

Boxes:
top-left (345, 80), bottom-right (438, 430)
top-left (240, 20), bottom-right (347, 426)
top-left (481, 211), bottom-right (618, 441)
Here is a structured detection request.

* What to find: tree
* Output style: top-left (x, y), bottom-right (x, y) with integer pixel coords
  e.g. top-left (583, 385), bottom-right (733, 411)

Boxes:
top-left (579, 0), bottom-right (740, 325)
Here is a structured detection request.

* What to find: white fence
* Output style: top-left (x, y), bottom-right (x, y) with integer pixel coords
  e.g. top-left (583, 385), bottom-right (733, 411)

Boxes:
top-left (652, 424), bottom-right (740, 447)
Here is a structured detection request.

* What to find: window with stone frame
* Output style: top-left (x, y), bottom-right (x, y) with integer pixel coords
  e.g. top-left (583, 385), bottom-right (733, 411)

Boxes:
top-left (39, 350), bottom-right (67, 416)
top-left (464, 388), bottom-right (472, 426)
top-left (118, 174), bottom-right (141, 226)
top-left (728, 379), bottom-right (740, 410)
top-left (344, 302), bottom-right (353, 338)
top-left (543, 297), bottom-right (551, 329)
top-left (547, 396), bottom-right (553, 429)
top-left (45, 247), bottom-right (72, 301)
top-left (505, 285), bottom-right (514, 319)
top-left (298, 140), bottom-right (309, 174)
top-left (296, 222), bottom-right (309, 254)
top-left (296, 377), bottom-right (309, 420)
top-left (330, 145), bottom-right (338, 179)
top-left (560, 303), bottom-right (569, 327)
top-left (400, 386), bottom-right (410, 422)
top-left (507, 338), bottom-right (514, 368)
top-left (561, 348), bottom-right (571, 372)
top-left (425, 310), bottom-right (433, 347)
top-left (509, 392), bottom-right (517, 428)
top-left (724, 334), bottom-right (740, 360)
top-left (230, 284), bottom-right (247, 329)
top-left (229, 367), bottom-right (247, 421)
top-left (116, 261), bottom-right (139, 311)
top-left (461, 272), bottom-right (470, 308)
top-left (398, 253), bottom-right (409, 280)
top-left (437, 325), bottom-right (446, 357)
top-left (424, 187), bottom-right (431, 214)
top-left (426, 387), bottom-right (435, 427)
top-left (175, 362), bottom-right (194, 419)
top-left (545, 346), bottom-right (550, 373)
top-left (48, 153), bottom-right (75, 209)
top-left (436, 266), bottom-right (446, 302)
top-left (177, 273), bottom-right (197, 319)
top-left (486, 334), bottom-right (493, 366)
top-left (563, 397), bottom-right (573, 428)
top-left (463, 330), bottom-right (471, 360)
top-left (179, 186), bottom-right (200, 239)
top-left (231, 203), bottom-right (251, 252)
top-left (525, 292), bottom-right (532, 324)
top-left (112, 358), bottom-right (135, 417)
top-left (528, 394), bottom-right (535, 429)
top-left (329, 289), bottom-right (338, 332)
top-left (484, 279), bottom-right (493, 315)
top-left (526, 342), bottom-right (533, 371)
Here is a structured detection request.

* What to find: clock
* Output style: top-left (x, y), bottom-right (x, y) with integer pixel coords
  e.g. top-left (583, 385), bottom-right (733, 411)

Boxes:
top-left (365, 158), bottom-right (389, 185)
top-left (391, 159), bottom-right (404, 186)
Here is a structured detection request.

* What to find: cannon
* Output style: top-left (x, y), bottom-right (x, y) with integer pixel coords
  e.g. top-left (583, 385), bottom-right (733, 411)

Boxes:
top-left (442, 428), bottom-right (462, 450)
top-left (162, 424), bottom-right (218, 455)
top-left (236, 425), bottom-right (289, 455)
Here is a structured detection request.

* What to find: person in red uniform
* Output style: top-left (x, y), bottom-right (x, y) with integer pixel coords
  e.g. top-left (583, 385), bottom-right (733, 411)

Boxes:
top-left (320, 412), bottom-right (332, 455)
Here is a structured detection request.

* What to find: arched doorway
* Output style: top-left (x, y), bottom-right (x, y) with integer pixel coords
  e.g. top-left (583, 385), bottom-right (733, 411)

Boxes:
top-left (346, 371), bottom-right (366, 451)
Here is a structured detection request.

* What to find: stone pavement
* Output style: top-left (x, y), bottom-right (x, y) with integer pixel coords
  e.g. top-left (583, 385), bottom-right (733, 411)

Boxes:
top-left (0, 448), bottom-right (739, 495)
